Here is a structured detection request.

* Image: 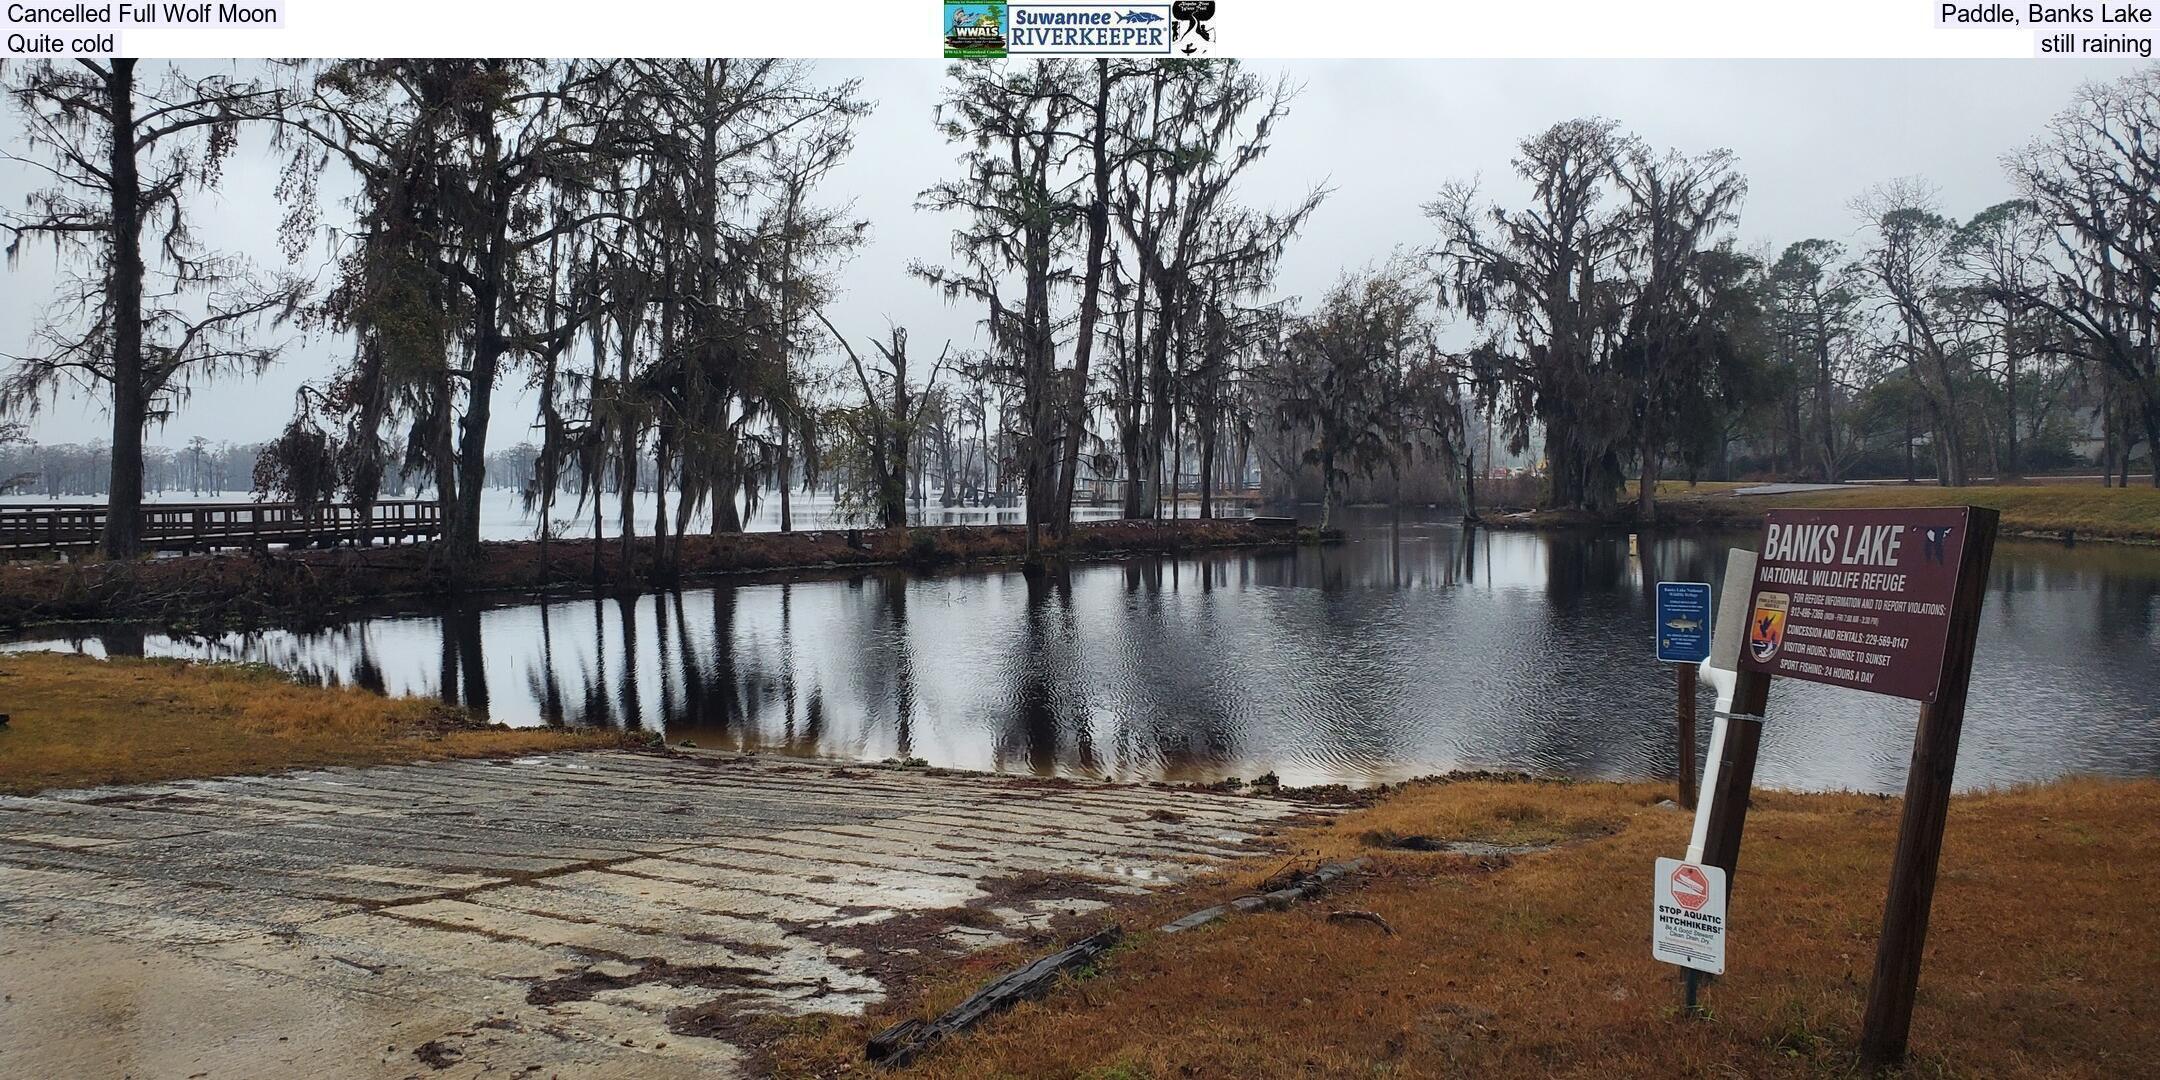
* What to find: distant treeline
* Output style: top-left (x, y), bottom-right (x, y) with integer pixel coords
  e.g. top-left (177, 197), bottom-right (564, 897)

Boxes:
top-left (3, 60), bottom-right (2157, 564)
top-left (0, 437), bottom-right (264, 500)
top-left (0, 438), bottom-right (641, 501)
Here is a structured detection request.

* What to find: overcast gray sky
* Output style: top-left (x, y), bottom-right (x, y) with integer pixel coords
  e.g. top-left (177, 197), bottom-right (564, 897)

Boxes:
top-left (0, 60), bottom-right (2134, 450)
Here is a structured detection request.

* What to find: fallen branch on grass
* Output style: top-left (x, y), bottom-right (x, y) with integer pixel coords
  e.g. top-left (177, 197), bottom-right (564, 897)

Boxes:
top-left (1158, 858), bottom-right (1368, 934)
top-left (1327, 909), bottom-right (1395, 935)
top-left (866, 925), bottom-right (1123, 1068)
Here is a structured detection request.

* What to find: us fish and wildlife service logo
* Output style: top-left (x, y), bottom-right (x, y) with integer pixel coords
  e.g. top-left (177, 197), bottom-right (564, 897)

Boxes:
top-left (945, 2), bottom-right (1009, 58)
top-left (1748, 591), bottom-right (1790, 664)
top-left (1172, 0), bottom-right (1217, 54)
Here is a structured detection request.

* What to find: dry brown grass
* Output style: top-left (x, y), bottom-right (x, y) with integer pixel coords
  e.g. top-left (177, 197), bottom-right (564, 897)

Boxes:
top-left (0, 651), bottom-right (643, 794)
top-left (768, 777), bottom-right (2160, 1078)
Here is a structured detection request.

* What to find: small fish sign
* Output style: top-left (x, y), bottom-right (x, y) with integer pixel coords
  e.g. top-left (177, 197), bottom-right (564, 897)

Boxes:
top-left (1656, 581), bottom-right (1713, 664)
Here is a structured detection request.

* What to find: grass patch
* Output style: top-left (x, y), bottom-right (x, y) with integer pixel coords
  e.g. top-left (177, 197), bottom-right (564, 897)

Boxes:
top-left (0, 651), bottom-right (645, 794)
top-left (767, 777), bottom-right (2160, 1078)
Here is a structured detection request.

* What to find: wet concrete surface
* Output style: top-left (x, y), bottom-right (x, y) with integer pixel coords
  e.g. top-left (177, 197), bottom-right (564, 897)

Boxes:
top-left (0, 751), bottom-right (1317, 1078)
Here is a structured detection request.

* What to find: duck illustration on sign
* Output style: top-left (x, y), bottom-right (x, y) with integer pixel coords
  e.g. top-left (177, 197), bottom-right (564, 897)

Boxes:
top-left (1920, 524), bottom-right (1954, 565)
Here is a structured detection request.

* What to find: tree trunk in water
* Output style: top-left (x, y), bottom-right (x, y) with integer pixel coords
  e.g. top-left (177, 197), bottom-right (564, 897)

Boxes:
top-left (980, 411), bottom-right (994, 506)
top-left (2139, 386), bottom-right (2160, 488)
top-left (652, 437), bottom-right (671, 576)
top-left (1168, 416), bottom-right (1182, 521)
top-left (1198, 422), bottom-right (1215, 520)
top-left (453, 340), bottom-right (502, 558)
top-left (101, 60), bottom-right (146, 560)
top-left (1461, 451), bottom-right (1480, 523)
top-left (448, 137), bottom-right (516, 562)
top-left (1141, 275), bottom-right (1175, 519)
top-left (1054, 61), bottom-right (1113, 540)
top-left (1319, 455), bottom-right (1337, 531)
top-left (674, 491), bottom-right (693, 568)
top-left (915, 427), bottom-right (928, 509)
top-left (711, 442), bottom-right (743, 533)
top-left (1115, 300), bottom-right (1146, 519)
top-left (1121, 436), bottom-right (1143, 518)
top-left (350, 355), bottom-right (388, 546)
top-left (887, 357), bottom-right (910, 530)
top-left (618, 437), bottom-right (637, 567)
top-left (590, 477), bottom-right (604, 583)
top-left (1541, 422), bottom-right (1579, 511)
top-left (429, 375), bottom-right (460, 555)
top-left (1637, 448), bottom-right (1659, 525)
top-left (779, 423), bottom-right (793, 532)
top-left (618, 313), bottom-right (638, 571)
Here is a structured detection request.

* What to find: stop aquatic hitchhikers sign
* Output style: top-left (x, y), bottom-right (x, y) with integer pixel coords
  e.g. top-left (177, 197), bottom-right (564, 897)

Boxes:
top-left (1653, 857), bottom-right (1726, 974)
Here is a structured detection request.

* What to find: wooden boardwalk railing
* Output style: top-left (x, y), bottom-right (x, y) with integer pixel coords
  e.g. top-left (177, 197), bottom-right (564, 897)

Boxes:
top-left (0, 500), bottom-right (442, 556)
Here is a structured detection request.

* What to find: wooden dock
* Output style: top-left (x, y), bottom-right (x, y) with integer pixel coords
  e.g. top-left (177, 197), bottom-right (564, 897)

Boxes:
top-left (0, 499), bottom-right (442, 556)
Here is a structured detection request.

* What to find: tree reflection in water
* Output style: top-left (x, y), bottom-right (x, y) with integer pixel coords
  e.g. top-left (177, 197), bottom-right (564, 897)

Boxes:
top-left (11, 511), bottom-right (2159, 792)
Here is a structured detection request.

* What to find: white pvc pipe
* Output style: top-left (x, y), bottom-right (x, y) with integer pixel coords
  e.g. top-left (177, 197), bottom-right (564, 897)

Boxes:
top-left (1686, 547), bottom-right (1757, 864)
top-left (1685, 657), bottom-right (1736, 863)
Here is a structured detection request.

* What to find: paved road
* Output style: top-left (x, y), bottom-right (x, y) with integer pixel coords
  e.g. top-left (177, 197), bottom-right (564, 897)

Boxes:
top-left (0, 752), bottom-right (1311, 1078)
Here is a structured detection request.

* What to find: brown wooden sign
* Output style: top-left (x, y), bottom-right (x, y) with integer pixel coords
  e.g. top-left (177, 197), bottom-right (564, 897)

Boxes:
top-left (1699, 504), bottom-right (2000, 1069)
top-left (1739, 507), bottom-right (1980, 703)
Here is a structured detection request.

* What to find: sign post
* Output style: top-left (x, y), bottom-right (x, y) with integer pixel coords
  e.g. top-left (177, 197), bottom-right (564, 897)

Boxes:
top-left (1674, 665), bottom-right (1698, 810)
top-left (1655, 581), bottom-right (1712, 809)
top-left (1856, 509), bottom-right (2000, 1069)
top-left (1736, 505), bottom-right (2000, 1069)
top-left (1653, 555), bottom-right (1765, 1017)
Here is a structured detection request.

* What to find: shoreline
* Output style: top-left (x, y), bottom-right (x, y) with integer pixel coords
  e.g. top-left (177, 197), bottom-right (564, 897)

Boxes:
top-left (0, 517), bottom-right (1309, 631)
top-left (1475, 482), bottom-right (2160, 546)
top-left (0, 647), bottom-right (1378, 802)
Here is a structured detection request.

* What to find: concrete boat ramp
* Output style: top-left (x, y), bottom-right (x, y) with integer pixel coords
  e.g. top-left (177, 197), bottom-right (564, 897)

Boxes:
top-left (0, 751), bottom-right (1318, 1078)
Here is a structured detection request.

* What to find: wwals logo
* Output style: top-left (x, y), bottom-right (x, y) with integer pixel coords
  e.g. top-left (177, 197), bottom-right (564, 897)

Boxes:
top-left (945, 2), bottom-right (1009, 58)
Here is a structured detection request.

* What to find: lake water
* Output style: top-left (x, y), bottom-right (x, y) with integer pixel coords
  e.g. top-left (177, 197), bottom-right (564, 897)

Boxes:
top-left (8, 510), bottom-right (2158, 792)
